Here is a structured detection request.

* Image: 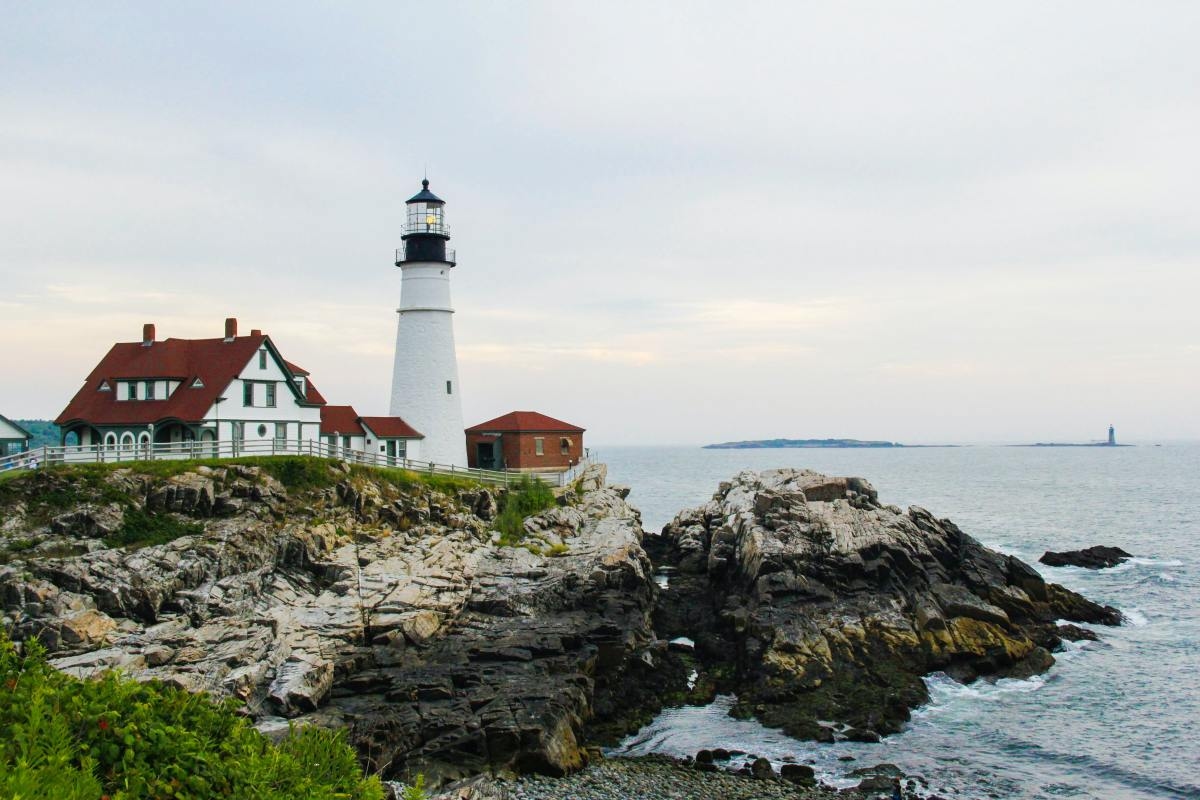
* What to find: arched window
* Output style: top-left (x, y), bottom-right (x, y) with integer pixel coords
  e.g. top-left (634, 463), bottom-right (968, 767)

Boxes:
top-left (137, 432), bottom-right (151, 450)
top-left (120, 432), bottom-right (135, 451)
top-left (63, 430), bottom-right (80, 448)
top-left (104, 433), bottom-right (118, 450)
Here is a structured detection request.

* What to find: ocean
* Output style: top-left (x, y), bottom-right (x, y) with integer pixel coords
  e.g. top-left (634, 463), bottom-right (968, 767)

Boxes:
top-left (599, 444), bottom-right (1200, 800)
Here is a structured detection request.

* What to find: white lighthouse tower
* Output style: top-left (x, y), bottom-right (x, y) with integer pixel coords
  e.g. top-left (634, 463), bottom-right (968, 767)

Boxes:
top-left (389, 179), bottom-right (467, 466)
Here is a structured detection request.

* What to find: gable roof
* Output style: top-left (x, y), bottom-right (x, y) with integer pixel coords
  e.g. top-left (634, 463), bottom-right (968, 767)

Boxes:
top-left (360, 416), bottom-right (423, 439)
top-left (0, 414), bottom-right (32, 440)
top-left (320, 407), bottom-right (423, 439)
top-left (55, 334), bottom-right (323, 427)
top-left (320, 405), bottom-right (365, 436)
top-left (465, 411), bottom-right (585, 434)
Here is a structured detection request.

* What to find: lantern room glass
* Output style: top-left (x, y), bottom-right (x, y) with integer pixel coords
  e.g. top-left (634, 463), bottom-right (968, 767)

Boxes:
top-left (406, 202), bottom-right (446, 235)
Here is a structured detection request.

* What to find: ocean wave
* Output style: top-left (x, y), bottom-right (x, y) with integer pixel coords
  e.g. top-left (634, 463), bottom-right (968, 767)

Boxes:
top-left (1123, 608), bottom-right (1150, 626)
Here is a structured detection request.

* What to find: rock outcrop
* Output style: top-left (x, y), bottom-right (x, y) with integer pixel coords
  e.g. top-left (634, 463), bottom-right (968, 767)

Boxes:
top-left (0, 461), bottom-right (1126, 789)
top-left (1039, 545), bottom-right (1132, 569)
top-left (0, 460), bottom-right (654, 786)
top-left (650, 469), bottom-right (1121, 742)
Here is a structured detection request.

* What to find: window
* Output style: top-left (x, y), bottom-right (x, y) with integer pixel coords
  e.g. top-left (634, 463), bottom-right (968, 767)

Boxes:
top-left (120, 432), bottom-right (134, 450)
top-left (243, 381), bottom-right (254, 407)
top-left (145, 381), bottom-right (156, 401)
top-left (259, 350), bottom-right (267, 369)
top-left (534, 437), bottom-right (544, 456)
top-left (275, 423), bottom-right (287, 443)
top-left (104, 432), bottom-right (117, 450)
top-left (256, 424), bottom-right (268, 437)
top-left (127, 382), bottom-right (138, 400)
top-left (446, 380), bottom-right (452, 395)
top-left (560, 437), bottom-right (571, 455)
top-left (99, 381), bottom-right (111, 392)
top-left (191, 378), bottom-right (204, 388)
top-left (232, 422), bottom-right (244, 444)
top-left (265, 383), bottom-right (276, 407)
top-left (341, 436), bottom-right (351, 449)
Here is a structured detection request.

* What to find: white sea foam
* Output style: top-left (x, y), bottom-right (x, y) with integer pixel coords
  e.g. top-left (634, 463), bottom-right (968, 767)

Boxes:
top-left (1123, 608), bottom-right (1149, 626)
top-left (1129, 557), bottom-right (1183, 567)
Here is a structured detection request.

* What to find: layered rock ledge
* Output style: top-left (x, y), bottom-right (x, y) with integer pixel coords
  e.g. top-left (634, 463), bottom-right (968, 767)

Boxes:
top-left (0, 461), bottom-right (654, 785)
top-left (647, 469), bottom-right (1121, 742)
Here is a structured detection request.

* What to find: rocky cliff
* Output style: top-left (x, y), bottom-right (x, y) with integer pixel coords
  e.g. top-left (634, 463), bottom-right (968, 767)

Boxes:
top-left (0, 461), bottom-right (1122, 790)
top-left (648, 468), bottom-right (1121, 742)
top-left (0, 460), bottom-right (654, 786)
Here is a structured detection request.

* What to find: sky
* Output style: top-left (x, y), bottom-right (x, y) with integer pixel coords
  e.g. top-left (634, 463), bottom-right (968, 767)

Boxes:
top-left (2, 2), bottom-right (1198, 445)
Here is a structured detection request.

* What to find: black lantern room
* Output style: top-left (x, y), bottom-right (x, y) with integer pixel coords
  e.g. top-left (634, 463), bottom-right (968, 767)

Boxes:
top-left (396, 179), bottom-right (455, 266)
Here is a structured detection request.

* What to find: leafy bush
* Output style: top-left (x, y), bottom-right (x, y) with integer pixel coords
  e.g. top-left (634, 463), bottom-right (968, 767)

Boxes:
top-left (398, 774), bottom-right (429, 800)
top-left (103, 508), bottom-right (204, 550)
top-left (0, 632), bottom-right (384, 800)
top-left (494, 475), bottom-right (557, 545)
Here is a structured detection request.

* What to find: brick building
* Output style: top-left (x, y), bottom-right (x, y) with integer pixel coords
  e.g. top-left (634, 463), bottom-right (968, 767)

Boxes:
top-left (465, 411), bottom-right (585, 472)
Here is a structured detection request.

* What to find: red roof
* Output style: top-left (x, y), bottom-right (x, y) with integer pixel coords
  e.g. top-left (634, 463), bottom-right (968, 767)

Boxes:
top-left (360, 416), bottom-right (423, 439)
top-left (465, 411), bottom-right (585, 433)
top-left (56, 334), bottom-right (323, 427)
top-left (320, 405), bottom-right (365, 436)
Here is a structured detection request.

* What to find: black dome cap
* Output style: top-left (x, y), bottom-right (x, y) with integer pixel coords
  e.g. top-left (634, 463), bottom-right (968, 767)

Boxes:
top-left (406, 178), bottom-right (444, 204)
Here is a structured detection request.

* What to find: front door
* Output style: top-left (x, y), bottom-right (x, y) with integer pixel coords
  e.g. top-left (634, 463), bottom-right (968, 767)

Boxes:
top-left (476, 441), bottom-right (497, 470)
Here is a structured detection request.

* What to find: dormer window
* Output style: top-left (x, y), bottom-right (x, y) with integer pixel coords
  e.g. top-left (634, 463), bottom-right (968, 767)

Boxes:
top-left (126, 381), bottom-right (138, 400)
top-left (99, 380), bottom-right (111, 392)
top-left (191, 378), bottom-right (204, 388)
top-left (145, 381), bottom-right (156, 400)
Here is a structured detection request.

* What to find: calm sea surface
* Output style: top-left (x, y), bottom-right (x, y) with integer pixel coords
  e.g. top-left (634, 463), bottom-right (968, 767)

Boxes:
top-left (599, 444), bottom-right (1200, 800)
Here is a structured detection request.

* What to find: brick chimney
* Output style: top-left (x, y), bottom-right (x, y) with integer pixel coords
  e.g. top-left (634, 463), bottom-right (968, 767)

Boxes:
top-left (224, 317), bottom-right (237, 341)
top-left (142, 323), bottom-right (156, 347)
top-left (250, 328), bottom-right (262, 337)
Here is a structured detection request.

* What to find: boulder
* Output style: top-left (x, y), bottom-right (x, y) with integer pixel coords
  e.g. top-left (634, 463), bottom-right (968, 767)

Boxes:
top-left (58, 609), bottom-right (116, 647)
top-left (1039, 545), bottom-right (1132, 569)
top-left (779, 763), bottom-right (816, 784)
top-left (269, 657), bottom-right (334, 716)
top-left (750, 757), bottom-right (774, 780)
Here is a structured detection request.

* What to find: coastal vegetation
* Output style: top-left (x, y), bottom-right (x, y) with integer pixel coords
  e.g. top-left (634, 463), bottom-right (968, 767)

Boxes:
top-left (0, 632), bottom-right (383, 800)
top-left (494, 473), bottom-right (558, 546)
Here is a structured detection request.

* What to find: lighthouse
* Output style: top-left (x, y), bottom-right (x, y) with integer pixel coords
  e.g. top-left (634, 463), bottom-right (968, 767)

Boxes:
top-left (389, 179), bottom-right (467, 466)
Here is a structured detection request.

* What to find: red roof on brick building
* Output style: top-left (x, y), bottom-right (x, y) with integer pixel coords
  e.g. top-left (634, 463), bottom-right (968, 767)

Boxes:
top-left (56, 333), bottom-right (325, 427)
top-left (465, 411), bottom-right (585, 433)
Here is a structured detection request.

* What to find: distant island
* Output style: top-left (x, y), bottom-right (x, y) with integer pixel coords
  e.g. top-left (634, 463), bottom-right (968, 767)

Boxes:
top-left (1014, 425), bottom-right (1132, 447)
top-left (704, 438), bottom-right (904, 449)
top-left (1018, 442), bottom-right (1132, 448)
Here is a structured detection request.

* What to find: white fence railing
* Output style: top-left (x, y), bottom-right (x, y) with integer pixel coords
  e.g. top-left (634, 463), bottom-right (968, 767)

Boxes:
top-left (0, 440), bottom-right (583, 489)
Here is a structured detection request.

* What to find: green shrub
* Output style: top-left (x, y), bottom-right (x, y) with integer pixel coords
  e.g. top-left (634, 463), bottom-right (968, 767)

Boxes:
top-left (494, 475), bottom-right (557, 546)
top-left (398, 774), bottom-right (430, 800)
top-left (0, 632), bottom-right (384, 800)
top-left (103, 508), bottom-right (204, 550)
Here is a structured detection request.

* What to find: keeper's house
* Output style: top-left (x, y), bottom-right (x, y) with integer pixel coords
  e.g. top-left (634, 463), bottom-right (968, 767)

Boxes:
top-left (0, 415), bottom-right (32, 457)
top-left (56, 318), bottom-right (425, 461)
top-left (465, 411), bottom-right (585, 473)
top-left (55, 319), bottom-right (328, 452)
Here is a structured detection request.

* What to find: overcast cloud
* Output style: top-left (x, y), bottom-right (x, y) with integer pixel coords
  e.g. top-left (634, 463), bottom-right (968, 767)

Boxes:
top-left (2, 2), bottom-right (1197, 444)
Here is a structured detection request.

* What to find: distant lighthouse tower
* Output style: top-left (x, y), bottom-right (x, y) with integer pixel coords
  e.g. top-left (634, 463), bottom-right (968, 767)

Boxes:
top-left (1108, 425), bottom-right (1116, 446)
top-left (389, 179), bottom-right (467, 466)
